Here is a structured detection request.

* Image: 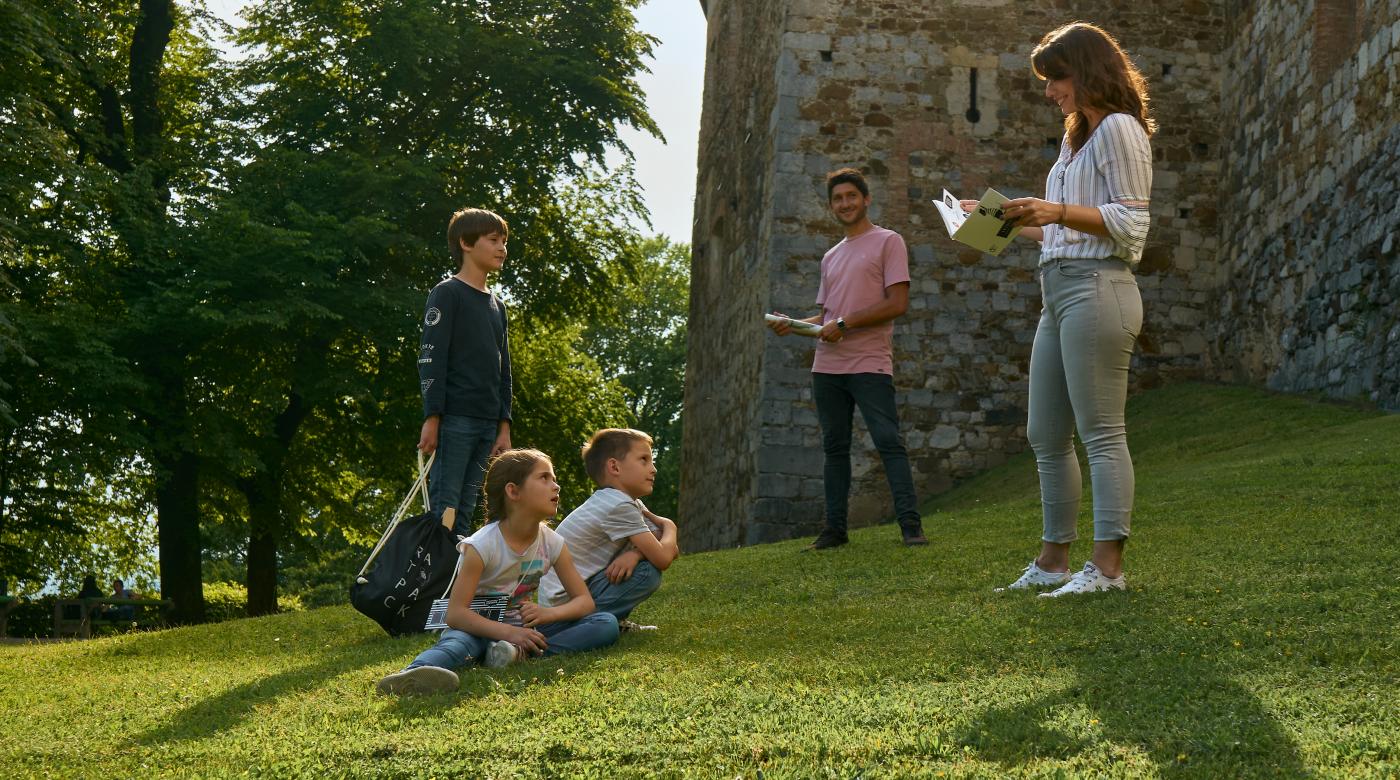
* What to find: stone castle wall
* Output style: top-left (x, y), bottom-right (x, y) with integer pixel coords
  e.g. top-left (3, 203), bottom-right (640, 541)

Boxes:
top-left (678, 0), bottom-right (789, 552)
top-left (1215, 0), bottom-right (1400, 407)
top-left (682, 0), bottom-right (1399, 550)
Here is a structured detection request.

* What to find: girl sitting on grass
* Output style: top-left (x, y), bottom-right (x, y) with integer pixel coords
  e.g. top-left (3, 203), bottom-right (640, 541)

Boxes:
top-left (377, 448), bottom-right (619, 696)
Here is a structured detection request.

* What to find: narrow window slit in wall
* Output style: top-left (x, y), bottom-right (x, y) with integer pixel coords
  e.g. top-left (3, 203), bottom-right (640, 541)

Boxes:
top-left (965, 68), bottom-right (981, 123)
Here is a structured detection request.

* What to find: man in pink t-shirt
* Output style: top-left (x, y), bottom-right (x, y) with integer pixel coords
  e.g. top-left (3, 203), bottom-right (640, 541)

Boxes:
top-left (768, 168), bottom-right (926, 550)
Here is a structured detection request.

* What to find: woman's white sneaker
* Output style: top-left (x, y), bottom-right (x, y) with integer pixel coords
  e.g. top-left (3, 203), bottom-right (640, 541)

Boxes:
top-left (996, 560), bottom-right (1072, 592)
top-left (484, 640), bottom-right (520, 668)
top-left (1039, 561), bottom-right (1126, 598)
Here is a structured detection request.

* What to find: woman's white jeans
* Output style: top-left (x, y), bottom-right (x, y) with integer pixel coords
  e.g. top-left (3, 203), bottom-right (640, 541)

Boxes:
top-left (1028, 258), bottom-right (1143, 543)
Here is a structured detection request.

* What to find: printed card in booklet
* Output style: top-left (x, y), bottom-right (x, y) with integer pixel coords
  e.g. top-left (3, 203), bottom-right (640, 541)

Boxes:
top-left (933, 187), bottom-right (1024, 256)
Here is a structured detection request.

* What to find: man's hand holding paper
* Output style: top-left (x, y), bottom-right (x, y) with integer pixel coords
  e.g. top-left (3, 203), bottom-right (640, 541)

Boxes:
top-left (765, 312), bottom-right (824, 338)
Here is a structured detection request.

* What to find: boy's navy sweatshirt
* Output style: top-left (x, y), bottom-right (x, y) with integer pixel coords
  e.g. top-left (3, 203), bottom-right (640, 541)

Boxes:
top-left (418, 277), bottom-right (512, 422)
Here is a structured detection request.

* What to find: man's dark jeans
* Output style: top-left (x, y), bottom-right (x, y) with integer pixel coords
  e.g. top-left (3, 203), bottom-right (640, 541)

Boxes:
top-left (812, 371), bottom-right (920, 535)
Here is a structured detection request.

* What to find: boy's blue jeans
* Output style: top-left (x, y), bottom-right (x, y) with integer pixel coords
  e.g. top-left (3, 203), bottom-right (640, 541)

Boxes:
top-left (406, 612), bottom-right (619, 671)
top-left (585, 561), bottom-right (662, 621)
top-left (812, 371), bottom-right (921, 535)
top-left (428, 414), bottom-right (498, 537)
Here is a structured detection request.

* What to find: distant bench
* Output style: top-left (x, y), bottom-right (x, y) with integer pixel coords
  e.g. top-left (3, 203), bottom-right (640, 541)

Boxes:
top-left (52, 597), bottom-right (174, 639)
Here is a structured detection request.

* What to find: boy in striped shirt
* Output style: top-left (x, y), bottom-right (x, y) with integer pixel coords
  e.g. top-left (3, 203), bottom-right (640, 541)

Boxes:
top-left (538, 429), bottom-right (679, 631)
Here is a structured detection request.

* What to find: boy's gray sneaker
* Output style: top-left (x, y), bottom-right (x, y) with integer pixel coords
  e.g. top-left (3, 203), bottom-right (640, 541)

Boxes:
top-left (618, 619), bottom-right (658, 632)
top-left (376, 665), bottom-right (459, 696)
top-left (484, 640), bottom-right (520, 669)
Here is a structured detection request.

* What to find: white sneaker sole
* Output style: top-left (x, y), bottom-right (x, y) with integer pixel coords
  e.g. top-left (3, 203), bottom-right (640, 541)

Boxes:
top-left (995, 564), bottom-right (1072, 592)
top-left (1039, 579), bottom-right (1127, 598)
top-left (995, 576), bottom-right (1071, 593)
top-left (376, 665), bottom-right (459, 696)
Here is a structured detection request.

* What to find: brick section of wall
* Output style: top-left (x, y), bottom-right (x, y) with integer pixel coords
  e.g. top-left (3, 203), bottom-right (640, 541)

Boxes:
top-left (1314, 0), bottom-right (1360, 80)
top-left (1215, 0), bottom-right (1400, 408)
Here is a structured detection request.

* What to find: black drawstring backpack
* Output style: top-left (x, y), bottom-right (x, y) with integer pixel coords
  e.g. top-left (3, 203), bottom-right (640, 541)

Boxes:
top-left (350, 452), bottom-right (460, 636)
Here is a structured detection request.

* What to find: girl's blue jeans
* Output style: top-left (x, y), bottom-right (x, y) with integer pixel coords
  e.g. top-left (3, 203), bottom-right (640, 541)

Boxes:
top-left (406, 612), bottom-right (619, 671)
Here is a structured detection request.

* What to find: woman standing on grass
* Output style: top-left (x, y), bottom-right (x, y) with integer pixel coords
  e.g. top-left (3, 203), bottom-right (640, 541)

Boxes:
top-left (377, 449), bottom-right (618, 695)
top-left (988, 22), bottom-right (1155, 597)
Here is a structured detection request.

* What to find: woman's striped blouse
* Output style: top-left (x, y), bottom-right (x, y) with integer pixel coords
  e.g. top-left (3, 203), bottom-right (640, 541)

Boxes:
top-left (1040, 112), bottom-right (1154, 268)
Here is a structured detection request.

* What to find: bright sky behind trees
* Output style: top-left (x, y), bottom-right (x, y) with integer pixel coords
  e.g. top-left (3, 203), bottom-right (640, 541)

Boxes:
top-left (205, 0), bottom-right (705, 242)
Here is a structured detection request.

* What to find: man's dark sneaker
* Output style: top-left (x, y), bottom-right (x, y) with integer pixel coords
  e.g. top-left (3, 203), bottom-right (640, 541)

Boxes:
top-left (901, 525), bottom-right (929, 546)
top-left (805, 530), bottom-right (849, 551)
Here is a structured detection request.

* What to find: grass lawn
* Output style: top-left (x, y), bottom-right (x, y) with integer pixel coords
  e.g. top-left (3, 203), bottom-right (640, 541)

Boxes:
top-left (2, 383), bottom-right (1396, 778)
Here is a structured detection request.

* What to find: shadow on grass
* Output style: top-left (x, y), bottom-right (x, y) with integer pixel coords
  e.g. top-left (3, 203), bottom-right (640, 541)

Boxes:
top-left (134, 638), bottom-right (404, 746)
top-left (375, 648), bottom-right (611, 720)
top-left (133, 631), bottom-right (615, 744)
top-left (959, 602), bottom-right (1306, 777)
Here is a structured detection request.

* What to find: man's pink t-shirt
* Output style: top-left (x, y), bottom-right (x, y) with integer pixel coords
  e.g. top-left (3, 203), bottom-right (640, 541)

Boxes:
top-left (813, 225), bottom-right (911, 375)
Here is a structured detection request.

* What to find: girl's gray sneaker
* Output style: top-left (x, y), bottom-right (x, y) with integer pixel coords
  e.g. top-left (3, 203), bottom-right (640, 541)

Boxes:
top-left (484, 640), bottom-right (520, 668)
top-left (376, 665), bottom-right (459, 696)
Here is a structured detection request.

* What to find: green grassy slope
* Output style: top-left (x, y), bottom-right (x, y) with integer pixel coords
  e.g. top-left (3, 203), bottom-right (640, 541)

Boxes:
top-left (3, 384), bottom-right (1396, 779)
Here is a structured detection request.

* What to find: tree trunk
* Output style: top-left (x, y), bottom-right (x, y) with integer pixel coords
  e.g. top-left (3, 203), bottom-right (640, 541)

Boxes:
top-left (244, 473), bottom-right (280, 616)
top-left (155, 448), bottom-right (204, 624)
top-left (240, 387), bottom-right (311, 616)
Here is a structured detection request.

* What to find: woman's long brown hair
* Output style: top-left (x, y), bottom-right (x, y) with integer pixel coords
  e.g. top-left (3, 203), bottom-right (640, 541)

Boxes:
top-left (1032, 22), bottom-right (1156, 153)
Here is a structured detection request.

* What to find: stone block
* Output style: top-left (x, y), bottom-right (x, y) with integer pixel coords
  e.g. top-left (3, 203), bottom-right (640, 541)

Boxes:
top-left (930, 424), bottom-right (961, 449)
top-left (781, 32), bottom-right (832, 52)
top-left (753, 498), bottom-right (791, 523)
top-left (757, 445), bottom-right (824, 476)
top-left (758, 473), bottom-right (801, 499)
top-left (746, 522), bottom-right (800, 546)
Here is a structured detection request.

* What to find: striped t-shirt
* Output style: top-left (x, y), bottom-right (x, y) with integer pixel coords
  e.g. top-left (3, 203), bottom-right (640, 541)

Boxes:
top-left (1040, 112), bottom-right (1153, 267)
top-left (537, 488), bottom-right (655, 606)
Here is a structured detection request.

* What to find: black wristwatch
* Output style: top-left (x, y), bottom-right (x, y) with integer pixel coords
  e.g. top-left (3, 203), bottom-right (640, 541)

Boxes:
top-left (836, 317), bottom-right (848, 332)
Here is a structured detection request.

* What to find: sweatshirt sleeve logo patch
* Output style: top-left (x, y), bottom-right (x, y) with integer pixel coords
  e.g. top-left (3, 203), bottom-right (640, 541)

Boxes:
top-left (424, 307), bottom-right (442, 326)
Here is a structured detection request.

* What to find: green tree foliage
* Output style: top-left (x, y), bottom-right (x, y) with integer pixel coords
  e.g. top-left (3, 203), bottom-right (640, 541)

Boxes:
top-left (0, 0), bottom-right (229, 617)
top-left (582, 236), bottom-right (689, 518)
top-left (205, 0), bottom-right (659, 614)
top-left (1, 0), bottom-right (669, 621)
top-left (510, 320), bottom-right (633, 515)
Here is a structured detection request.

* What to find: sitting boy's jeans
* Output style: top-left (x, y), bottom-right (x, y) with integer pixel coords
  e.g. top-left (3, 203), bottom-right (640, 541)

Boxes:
top-left (585, 561), bottom-right (662, 621)
top-left (428, 414), bottom-right (499, 537)
top-left (406, 612), bottom-right (619, 671)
